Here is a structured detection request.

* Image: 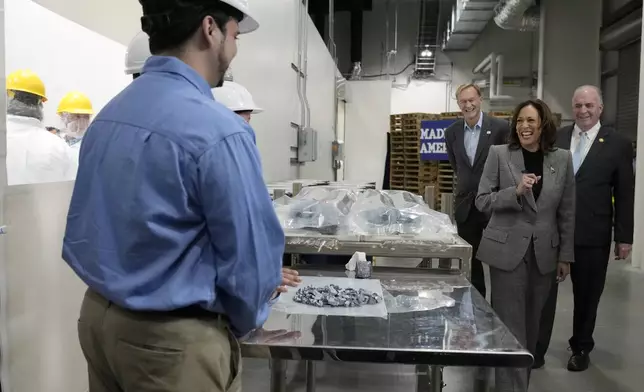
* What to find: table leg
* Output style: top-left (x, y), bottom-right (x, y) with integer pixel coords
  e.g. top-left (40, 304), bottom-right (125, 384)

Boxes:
top-left (270, 359), bottom-right (287, 392)
top-left (305, 360), bottom-right (316, 392)
top-left (430, 366), bottom-right (443, 392)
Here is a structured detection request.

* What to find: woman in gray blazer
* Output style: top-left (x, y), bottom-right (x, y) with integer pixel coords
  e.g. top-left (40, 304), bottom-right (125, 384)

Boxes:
top-left (476, 99), bottom-right (575, 392)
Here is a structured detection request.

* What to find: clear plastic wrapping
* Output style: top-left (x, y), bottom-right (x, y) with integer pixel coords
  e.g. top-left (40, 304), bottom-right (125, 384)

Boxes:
top-left (273, 187), bottom-right (358, 235)
top-left (274, 188), bottom-right (457, 242)
top-left (383, 289), bottom-right (456, 313)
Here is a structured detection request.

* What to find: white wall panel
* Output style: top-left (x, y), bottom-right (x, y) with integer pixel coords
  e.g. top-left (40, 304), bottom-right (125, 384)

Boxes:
top-left (231, 0), bottom-right (300, 181)
top-left (32, 0), bottom-right (141, 45)
top-left (232, 1), bottom-right (337, 181)
top-left (6, 0), bottom-right (130, 128)
top-left (390, 81), bottom-right (449, 114)
top-left (344, 80), bottom-right (391, 189)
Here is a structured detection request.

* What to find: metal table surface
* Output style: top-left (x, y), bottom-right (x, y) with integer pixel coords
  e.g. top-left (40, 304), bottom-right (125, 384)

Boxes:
top-left (242, 266), bottom-right (531, 391)
top-left (284, 233), bottom-right (473, 278)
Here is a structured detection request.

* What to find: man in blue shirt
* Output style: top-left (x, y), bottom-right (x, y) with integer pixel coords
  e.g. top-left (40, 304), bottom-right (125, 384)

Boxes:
top-left (63, 1), bottom-right (283, 391)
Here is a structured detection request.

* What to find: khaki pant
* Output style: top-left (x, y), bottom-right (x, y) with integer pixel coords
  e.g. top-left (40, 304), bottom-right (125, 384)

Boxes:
top-left (78, 289), bottom-right (242, 392)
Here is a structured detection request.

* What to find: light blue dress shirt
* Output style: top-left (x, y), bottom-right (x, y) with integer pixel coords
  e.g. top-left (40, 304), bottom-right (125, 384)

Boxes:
top-left (62, 56), bottom-right (284, 337)
top-left (463, 113), bottom-right (483, 165)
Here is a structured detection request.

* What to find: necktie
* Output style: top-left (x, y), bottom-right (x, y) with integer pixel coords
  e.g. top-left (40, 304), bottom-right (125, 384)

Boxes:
top-left (572, 132), bottom-right (588, 174)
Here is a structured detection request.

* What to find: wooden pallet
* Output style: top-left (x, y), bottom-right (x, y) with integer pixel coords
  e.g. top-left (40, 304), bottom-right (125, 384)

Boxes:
top-left (440, 112), bottom-right (463, 118)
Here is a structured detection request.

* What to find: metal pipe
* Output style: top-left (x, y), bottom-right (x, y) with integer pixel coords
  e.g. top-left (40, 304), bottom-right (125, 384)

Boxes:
top-left (494, 0), bottom-right (540, 32)
top-left (385, 0), bottom-right (390, 78)
top-left (496, 55), bottom-right (504, 97)
top-left (430, 366), bottom-right (443, 392)
top-left (537, 4), bottom-right (545, 99)
top-left (472, 53), bottom-right (494, 74)
top-left (296, 0), bottom-right (305, 130)
top-left (305, 361), bottom-right (317, 392)
top-left (599, 6), bottom-right (642, 51)
top-left (303, 0), bottom-right (311, 128)
top-left (394, 0), bottom-right (399, 55)
top-left (270, 359), bottom-right (287, 392)
top-left (489, 52), bottom-right (497, 97)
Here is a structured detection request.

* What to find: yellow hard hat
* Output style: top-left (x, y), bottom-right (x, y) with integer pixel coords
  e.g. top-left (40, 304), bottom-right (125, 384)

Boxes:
top-left (57, 91), bottom-right (94, 115)
top-left (6, 69), bottom-right (47, 102)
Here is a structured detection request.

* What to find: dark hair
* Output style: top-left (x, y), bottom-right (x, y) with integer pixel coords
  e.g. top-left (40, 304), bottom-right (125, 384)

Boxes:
top-left (508, 99), bottom-right (557, 152)
top-left (140, 0), bottom-right (244, 54)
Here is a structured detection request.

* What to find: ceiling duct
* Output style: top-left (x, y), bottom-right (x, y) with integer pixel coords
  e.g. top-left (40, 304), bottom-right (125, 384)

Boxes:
top-left (442, 0), bottom-right (498, 51)
top-left (494, 0), bottom-right (540, 32)
top-left (600, 6), bottom-right (642, 51)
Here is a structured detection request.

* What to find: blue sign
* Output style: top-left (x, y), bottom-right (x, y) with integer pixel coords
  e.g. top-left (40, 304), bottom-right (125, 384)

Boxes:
top-left (420, 119), bottom-right (456, 161)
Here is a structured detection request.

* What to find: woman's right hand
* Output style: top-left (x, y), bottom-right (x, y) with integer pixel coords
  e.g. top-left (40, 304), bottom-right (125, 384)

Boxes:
top-left (516, 173), bottom-right (541, 195)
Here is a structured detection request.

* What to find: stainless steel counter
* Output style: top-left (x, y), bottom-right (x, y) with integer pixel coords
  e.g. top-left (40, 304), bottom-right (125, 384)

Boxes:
top-left (284, 233), bottom-right (473, 278)
top-left (242, 266), bottom-right (531, 392)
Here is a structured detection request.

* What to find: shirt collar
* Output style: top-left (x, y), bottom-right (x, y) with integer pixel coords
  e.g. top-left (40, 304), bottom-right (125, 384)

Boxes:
top-left (142, 56), bottom-right (214, 98)
top-left (573, 121), bottom-right (601, 138)
top-left (464, 112), bottom-right (483, 131)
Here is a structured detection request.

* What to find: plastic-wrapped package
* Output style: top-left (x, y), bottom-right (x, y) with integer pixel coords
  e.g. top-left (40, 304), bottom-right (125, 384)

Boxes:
top-left (383, 289), bottom-right (456, 313)
top-left (382, 190), bottom-right (457, 238)
top-left (346, 189), bottom-right (400, 236)
top-left (347, 190), bottom-right (457, 240)
top-left (273, 187), bottom-right (357, 235)
top-left (273, 187), bottom-right (457, 242)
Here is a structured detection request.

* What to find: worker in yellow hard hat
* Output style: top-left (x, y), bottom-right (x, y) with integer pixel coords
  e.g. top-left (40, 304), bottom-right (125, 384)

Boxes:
top-left (57, 91), bottom-right (94, 163)
top-left (5, 69), bottom-right (77, 185)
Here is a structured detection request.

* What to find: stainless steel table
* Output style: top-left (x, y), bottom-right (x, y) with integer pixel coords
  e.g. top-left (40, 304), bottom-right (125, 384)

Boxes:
top-left (241, 266), bottom-right (532, 392)
top-left (284, 233), bottom-right (473, 278)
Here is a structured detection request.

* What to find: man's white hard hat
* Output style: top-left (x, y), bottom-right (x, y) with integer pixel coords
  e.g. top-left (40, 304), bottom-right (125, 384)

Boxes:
top-left (124, 1), bottom-right (259, 75)
top-left (212, 81), bottom-right (263, 113)
top-left (124, 31), bottom-right (151, 75)
top-left (221, 0), bottom-right (259, 34)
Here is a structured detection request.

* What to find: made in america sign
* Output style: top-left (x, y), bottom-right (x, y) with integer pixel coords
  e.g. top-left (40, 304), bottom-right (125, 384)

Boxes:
top-left (419, 119), bottom-right (456, 161)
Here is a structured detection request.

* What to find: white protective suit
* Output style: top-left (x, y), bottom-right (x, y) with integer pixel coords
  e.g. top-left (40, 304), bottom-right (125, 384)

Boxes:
top-left (6, 115), bottom-right (78, 185)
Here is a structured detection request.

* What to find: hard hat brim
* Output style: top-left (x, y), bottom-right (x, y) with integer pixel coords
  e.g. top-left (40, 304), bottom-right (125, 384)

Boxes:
top-left (238, 14), bottom-right (259, 34)
top-left (57, 108), bottom-right (94, 115)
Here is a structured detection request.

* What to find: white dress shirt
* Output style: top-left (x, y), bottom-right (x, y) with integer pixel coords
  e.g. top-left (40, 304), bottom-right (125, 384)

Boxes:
top-left (571, 121), bottom-right (601, 165)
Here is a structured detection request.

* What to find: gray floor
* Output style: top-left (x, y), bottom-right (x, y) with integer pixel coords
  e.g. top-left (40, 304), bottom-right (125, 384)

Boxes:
top-left (241, 261), bottom-right (644, 391)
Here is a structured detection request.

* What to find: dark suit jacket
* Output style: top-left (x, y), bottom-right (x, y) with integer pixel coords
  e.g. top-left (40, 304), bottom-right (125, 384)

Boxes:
top-left (445, 114), bottom-right (511, 224)
top-left (556, 125), bottom-right (634, 247)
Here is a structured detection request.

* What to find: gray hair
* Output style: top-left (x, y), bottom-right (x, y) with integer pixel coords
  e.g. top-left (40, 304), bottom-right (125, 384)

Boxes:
top-left (7, 91), bottom-right (44, 121)
top-left (573, 85), bottom-right (603, 105)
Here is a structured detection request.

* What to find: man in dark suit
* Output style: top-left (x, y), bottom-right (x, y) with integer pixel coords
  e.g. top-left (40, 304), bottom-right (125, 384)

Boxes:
top-left (534, 85), bottom-right (634, 371)
top-left (445, 84), bottom-right (511, 298)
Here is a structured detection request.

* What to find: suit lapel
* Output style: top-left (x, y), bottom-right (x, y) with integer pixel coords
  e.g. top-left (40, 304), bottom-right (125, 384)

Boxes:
top-left (557, 126), bottom-right (573, 150)
top-left (537, 152), bottom-right (556, 209)
top-left (473, 114), bottom-right (492, 167)
top-left (577, 126), bottom-right (610, 177)
top-left (454, 121), bottom-right (470, 167)
top-left (507, 148), bottom-right (537, 211)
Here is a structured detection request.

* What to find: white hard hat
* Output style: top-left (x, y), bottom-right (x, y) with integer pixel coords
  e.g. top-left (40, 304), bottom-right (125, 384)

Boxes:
top-left (212, 81), bottom-right (263, 113)
top-left (125, 31), bottom-right (151, 75)
top-left (221, 0), bottom-right (259, 34)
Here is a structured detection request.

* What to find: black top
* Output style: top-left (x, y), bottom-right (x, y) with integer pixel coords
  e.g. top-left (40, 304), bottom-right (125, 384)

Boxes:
top-left (522, 148), bottom-right (544, 201)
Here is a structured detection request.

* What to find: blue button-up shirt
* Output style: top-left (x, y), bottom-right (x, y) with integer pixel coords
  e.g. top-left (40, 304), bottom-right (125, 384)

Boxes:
top-left (62, 56), bottom-right (283, 337)
top-left (463, 113), bottom-right (483, 165)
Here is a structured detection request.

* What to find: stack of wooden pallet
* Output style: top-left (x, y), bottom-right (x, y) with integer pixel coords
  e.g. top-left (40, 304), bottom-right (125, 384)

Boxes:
top-left (389, 113), bottom-right (450, 209)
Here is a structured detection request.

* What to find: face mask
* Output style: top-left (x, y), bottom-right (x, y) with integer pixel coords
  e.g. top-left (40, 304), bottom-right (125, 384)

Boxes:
top-left (62, 115), bottom-right (90, 138)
